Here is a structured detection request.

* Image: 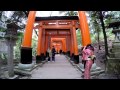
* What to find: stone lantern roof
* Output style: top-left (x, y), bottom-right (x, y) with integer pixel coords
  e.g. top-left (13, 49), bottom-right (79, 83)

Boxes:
top-left (108, 21), bottom-right (120, 29)
top-left (7, 23), bottom-right (21, 29)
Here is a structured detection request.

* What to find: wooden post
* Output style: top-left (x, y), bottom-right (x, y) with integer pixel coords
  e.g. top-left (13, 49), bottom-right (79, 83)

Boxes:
top-left (36, 22), bottom-right (43, 63)
top-left (21, 11), bottom-right (36, 64)
top-left (63, 38), bottom-right (67, 54)
top-left (43, 29), bottom-right (46, 56)
top-left (70, 28), bottom-right (75, 60)
top-left (78, 11), bottom-right (91, 46)
top-left (41, 29), bottom-right (45, 61)
top-left (62, 39), bottom-right (65, 54)
top-left (67, 35), bottom-right (70, 56)
top-left (72, 21), bottom-right (79, 64)
top-left (22, 11), bottom-right (36, 47)
top-left (72, 21), bottom-right (79, 55)
top-left (45, 35), bottom-right (48, 57)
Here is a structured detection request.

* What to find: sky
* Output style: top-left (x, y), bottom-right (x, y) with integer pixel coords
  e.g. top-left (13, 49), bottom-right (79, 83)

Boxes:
top-left (5, 11), bottom-right (89, 17)
top-left (4, 11), bottom-right (64, 18)
top-left (36, 11), bottom-right (64, 17)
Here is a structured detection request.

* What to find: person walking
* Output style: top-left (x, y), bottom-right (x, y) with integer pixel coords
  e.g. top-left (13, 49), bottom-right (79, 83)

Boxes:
top-left (52, 46), bottom-right (56, 62)
top-left (82, 44), bottom-right (96, 79)
top-left (47, 47), bottom-right (52, 62)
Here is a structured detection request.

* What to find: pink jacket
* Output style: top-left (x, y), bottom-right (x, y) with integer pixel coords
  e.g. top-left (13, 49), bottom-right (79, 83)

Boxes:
top-left (82, 47), bottom-right (94, 61)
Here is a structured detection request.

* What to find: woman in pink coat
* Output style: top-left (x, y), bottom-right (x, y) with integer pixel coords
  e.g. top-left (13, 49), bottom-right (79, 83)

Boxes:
top-left (82, 44), bottom-right (95, 79)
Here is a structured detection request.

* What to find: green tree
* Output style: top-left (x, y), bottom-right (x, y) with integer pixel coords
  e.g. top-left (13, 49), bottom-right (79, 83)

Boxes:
top-left (59, 11), bottom-right (77, 16)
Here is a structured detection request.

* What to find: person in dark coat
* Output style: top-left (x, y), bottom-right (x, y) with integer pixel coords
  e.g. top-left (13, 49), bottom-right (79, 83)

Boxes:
top-left (60, 49), bottom-right (62, 54)
top-left (52, 46), bottom-right (56, 61)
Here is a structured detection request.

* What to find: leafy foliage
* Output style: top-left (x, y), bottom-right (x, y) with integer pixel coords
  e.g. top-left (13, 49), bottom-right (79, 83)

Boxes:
top-left (59, 11), bottom-right (77, 16)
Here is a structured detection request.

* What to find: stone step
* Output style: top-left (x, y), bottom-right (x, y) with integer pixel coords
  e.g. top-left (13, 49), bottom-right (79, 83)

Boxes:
top-left (14, 60), bottom-right (47, 72)
top-left (14, 69), bottom-right (32, 76)
top-left (81, 70), bottom-right (105, 78)
top-left (109, 52), bottom-right (120, 58)
top-left (76, 64), bottom-right (103, 73)
top-left (69, 60), bottom-right (77, 66)
top-left (91, 70), bottom-right (105, 76)
top-left (107, 56), bottom-right (120, 63)
top-left (110, 48), bottom-right (120, 53)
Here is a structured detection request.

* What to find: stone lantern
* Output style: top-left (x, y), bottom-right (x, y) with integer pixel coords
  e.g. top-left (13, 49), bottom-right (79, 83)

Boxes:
top-left (5, 23), bottom-right (20, 77)
top-left (107, 21), bottom-right (120, 74)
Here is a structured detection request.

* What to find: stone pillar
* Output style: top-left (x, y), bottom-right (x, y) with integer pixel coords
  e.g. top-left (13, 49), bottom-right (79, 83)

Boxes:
top-left (107, 29), bottom-right (120, 74)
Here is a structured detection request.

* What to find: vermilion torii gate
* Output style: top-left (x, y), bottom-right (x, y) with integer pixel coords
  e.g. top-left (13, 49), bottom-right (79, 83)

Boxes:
top-left (51, 38), bottom-right (66, 54)
top-left (20, 11), bottom-right (91, 66)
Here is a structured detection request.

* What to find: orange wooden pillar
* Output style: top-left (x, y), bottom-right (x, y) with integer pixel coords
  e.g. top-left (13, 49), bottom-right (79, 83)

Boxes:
top-left (70, 29), bottom-right (74, 57)
top-left (60, 40), bottom-right (63, 52)
top-left (66, 36), bottom-right (68, 52)
top-left (64, 39), bottom-right (67, 53)
top-left (21, 11), bottom-right (36, 64)
top-left (36, 22), bottom-right (43, 63)
top-left (67, 35), bottom-right (71, 56)
top-left (70, 28), bottom-right (75, 60)
top-left (62, 38), bottom-right (67, 54)
top-left (72, 21), bottom-right (79, 64)
top-left (41, 29), bottom-right (46, 61)
top-left (43, 29), bottom-right (46, 56)
top-left (78, 11), bottom-right (91, 46)
top-left (45, 35), bottom-right (48, 57)
top-left (62, 39), bottom-right (65, 54)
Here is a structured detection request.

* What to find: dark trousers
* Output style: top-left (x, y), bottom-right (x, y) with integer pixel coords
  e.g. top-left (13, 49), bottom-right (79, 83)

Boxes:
top-left (82, 60), bottom-right (94, 69)
top-left (48, 57), bottom-right (50, 61)
top-left (82, 60), bottom-right (86, 69)
top-left (52, 55), bottom-right (55, 61)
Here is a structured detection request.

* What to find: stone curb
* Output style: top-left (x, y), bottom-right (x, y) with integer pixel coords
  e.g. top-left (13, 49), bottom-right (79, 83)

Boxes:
top-left (13, 60), bottom-right (48, 78)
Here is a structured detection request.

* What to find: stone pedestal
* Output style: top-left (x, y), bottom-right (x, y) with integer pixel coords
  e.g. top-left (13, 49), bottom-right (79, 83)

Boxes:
top-left (18, 62), bottom-right (34, 70)
top-left (107, 29), bottom-right (120, 74)
top-left (78, 63), bottom-right (104, 76)
top-left (79, 63), bottom-right (101, 72)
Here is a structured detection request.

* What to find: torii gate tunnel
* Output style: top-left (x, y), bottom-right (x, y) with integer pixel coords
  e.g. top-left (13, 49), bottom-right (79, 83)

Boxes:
top-left (21, 11), bottom-right (91, 64)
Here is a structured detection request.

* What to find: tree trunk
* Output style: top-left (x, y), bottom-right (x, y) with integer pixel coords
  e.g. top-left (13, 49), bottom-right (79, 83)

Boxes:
top-left (97, 28), bottom-right (101, 50)
top-left (99, 11), bottom-right (109, 57)
top-left (94, 19), bottom-right (101, 51)
top-left (7, 40), bottom-right (14, 77)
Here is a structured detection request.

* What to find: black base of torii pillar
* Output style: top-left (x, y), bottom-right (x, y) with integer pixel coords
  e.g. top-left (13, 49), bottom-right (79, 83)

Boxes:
top-left (71, 54), bottom-right (79, 64)
top-left (21, 47), bottom-right (32, 64)
top-left (18, 47), bottom-right (34, 70)
top-left (36, 53), bottom-right (45, 63)
top-left (36, 55), bottom-right (42, 63)
top-left (66, 51), bottom-right (70, 57)
top-left (74, 55), bottom-right (79, 64)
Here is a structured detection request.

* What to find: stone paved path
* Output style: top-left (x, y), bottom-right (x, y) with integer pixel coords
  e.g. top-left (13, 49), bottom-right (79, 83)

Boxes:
top-left (31, 54), bottom-right (82, 79)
